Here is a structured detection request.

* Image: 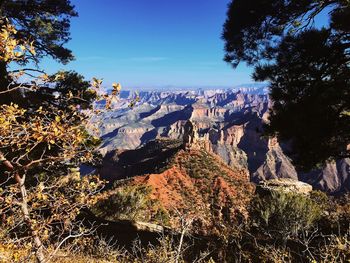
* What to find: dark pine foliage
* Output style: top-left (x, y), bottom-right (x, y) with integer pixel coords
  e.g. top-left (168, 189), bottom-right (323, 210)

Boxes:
top-left (223, 0), bottom-right (350, 170)
top-left (0, 0), bottom-right (77, 64)
top-left (0, 1), bottom-right (97, 111)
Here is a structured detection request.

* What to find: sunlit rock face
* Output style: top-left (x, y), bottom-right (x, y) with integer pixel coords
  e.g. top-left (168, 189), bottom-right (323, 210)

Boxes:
top-left (100, 138), bottom-right (254, 235)
top-left (89, 87), bottom-right (349, 194)
top-left (256, 178), bottom-right (313, 195)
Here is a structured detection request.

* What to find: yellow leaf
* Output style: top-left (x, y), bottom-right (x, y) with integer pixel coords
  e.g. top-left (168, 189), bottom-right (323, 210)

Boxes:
top-left (54, 71), bottom-right (65, 81)
top-left (92, 77), bottom-right (103, 88)
top-left (112, 82), bottom-right (121, 92)
top-left (29, 42), bottom-right (36, 55)
top-left (38, 182), bottom-right (45, 191)
top-left (14, 51), bottom-right (22, 57)
top-left (40, 74), bottom-right (49, 81)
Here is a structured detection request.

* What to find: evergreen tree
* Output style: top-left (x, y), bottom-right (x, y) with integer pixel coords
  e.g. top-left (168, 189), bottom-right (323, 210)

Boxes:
top-left (223, 0), bottom-right (350, 170)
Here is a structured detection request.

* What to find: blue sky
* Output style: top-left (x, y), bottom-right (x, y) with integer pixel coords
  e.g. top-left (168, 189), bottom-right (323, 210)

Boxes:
top-left (40, 0), bottom-right (330, 90)
top-left (41, 0), bottom-right (253, 89)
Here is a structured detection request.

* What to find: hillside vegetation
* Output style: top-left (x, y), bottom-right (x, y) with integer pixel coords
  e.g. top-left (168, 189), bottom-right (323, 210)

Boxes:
top-left (0, 0), bottom-right (349, 262)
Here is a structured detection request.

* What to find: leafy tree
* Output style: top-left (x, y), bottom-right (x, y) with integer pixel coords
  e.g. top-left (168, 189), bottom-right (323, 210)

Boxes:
top-left (254, 29), bottom-right (350, 169)
top-left (0, 20), bottom-right (103, 262)
top-left (0, 11), bottom-right (123, 263)
top-left (0, 0), bottom-right (78, 106)
top-left (223, 0), bottom-right (350, 170)
top-left (0, 0), bottom-right (77, 64)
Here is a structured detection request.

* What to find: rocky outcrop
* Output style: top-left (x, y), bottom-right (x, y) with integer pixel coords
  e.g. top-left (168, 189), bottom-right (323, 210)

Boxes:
top-left (106, 141), bottom-right (254, 235)
top-left (256, 178), bottom-right (313, 195)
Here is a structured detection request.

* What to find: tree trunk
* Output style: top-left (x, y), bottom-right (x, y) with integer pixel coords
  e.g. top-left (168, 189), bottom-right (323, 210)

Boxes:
top-left (0, 60), bottom-right (11, 105)
top-left (0, 61), bottom-right (29, 106)
top-left (15, 173), bottom-right (45, 263)
top-left (0, 60), bottom-right (8, 89)
top-left (175, 227), bottom-right (185, 263)
top-left (1, 154), bottom-right (46, 262)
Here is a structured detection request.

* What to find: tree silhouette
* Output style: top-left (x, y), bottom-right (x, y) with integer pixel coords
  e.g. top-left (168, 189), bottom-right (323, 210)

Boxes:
top-left (0, 0), bottom-right (77, 99)
top-left (0, 0), bottom-right (77, 64)
top-left (223, 0), bottom-right (350, 170)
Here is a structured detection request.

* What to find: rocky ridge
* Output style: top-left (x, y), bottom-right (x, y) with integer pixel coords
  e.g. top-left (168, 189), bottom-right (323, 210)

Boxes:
top-left (89, 88), bottom-right (350, 194)
top-left (100, 137), bottom-right (254, 235)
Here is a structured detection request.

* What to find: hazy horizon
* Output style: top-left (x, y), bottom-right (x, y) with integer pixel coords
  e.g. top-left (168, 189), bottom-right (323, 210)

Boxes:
top-left (108, 82), bottom-right (267, 91)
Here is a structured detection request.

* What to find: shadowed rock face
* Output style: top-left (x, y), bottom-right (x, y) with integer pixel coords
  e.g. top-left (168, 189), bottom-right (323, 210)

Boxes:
top-left (299, 159), bottom-right (350, 193)
top-left (99, 139), bottom-right (183, 183)
top-left (252, 141), bottom-right (298, 183)
top-left (90, 88), bottom-right (350, 194)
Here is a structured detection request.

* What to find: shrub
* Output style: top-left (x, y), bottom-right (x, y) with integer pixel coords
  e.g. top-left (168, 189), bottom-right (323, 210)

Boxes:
top-left (251, 191), bottom-right (322, 239)
top-left (93, 185), bottom-right (170, 224)
top-left (318, 231), bottom-right (350, 262)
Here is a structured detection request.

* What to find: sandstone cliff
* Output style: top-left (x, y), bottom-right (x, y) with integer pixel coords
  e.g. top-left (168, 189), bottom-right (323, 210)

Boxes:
top-left (90, 88), bottom-right (349, 194)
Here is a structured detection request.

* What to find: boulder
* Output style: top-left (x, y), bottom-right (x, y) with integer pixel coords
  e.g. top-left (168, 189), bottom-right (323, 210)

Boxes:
top-left (256, 178), bottom-right (313, 195)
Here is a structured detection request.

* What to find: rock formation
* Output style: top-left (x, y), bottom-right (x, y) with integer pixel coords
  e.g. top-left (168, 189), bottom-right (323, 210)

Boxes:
top-left (100, 138), bottom-right (254, 235)
top-left (256, 178), bottom-right (313, 195)
top-left (90, 88), bottom-right (350, 194)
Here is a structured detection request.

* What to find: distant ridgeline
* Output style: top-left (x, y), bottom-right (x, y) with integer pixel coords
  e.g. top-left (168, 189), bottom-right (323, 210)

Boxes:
top-left (87, 86), bottom-right (350, 194)
top-left (94, 84), bottom-right (268, 106)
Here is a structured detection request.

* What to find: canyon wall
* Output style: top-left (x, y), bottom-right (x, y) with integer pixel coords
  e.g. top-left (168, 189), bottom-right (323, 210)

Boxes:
top-left (89, 88), bottom-right (350, 194)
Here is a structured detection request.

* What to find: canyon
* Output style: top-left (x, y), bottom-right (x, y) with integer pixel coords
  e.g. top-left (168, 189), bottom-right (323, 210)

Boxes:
top-left (88, 87), bottom-right (350, 194)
